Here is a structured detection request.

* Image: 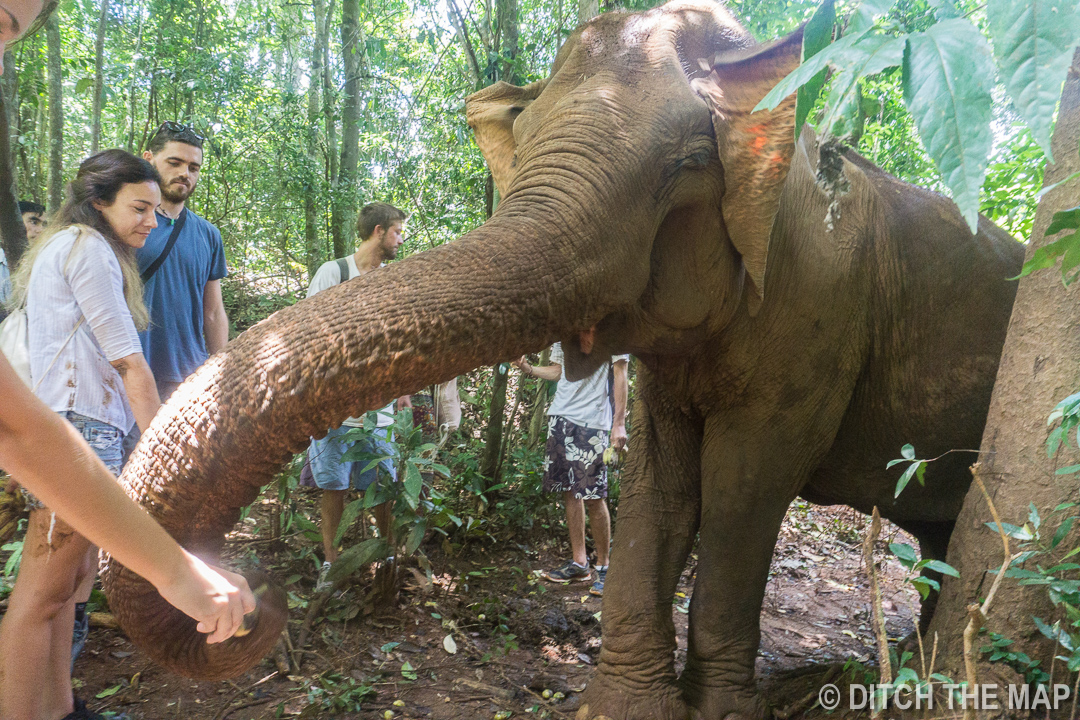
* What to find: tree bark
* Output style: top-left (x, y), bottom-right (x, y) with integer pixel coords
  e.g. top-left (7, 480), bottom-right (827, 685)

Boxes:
top-left (45, 12), bottom-right (63, 214)
top-left (331, 0), bottom-right (361, 258)
top-left (928, 50), bottom-right (1080, 674)
top-left (496, 0), bottom-right (519, 83)
top-left (0, 80), bottom-right (27, 266)
top-left (479, 363), bottom-right (509, 481)
top-left (321, 0), bottom-right (338, 198)
top-left (90, 0), bottom-right (110, 154)
top-left (304, 0), bottom-right (325, 277)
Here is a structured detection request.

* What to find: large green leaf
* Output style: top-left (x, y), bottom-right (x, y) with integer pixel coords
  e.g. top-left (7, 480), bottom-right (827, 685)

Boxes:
top-left (849, 0), bottom-right (898, 34)
top-left (988, 0), bottom-right (1080, 160)
top-left (903, 19), bottom-right (995, 232)
top-left (820, 34), bottom-right (906, 135)
top-left (326, 537), bottom-right (391, 583)
top-left (796, 0), bottom-right (837, 137)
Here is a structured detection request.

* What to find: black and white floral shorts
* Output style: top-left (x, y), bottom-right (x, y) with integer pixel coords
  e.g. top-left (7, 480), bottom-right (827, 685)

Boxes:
top-left (542, 416), bottom-right (608, 500)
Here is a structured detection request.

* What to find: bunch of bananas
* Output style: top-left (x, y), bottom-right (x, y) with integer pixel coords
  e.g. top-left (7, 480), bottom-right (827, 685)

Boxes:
top-left (0, 479), bottom-right (27, 545)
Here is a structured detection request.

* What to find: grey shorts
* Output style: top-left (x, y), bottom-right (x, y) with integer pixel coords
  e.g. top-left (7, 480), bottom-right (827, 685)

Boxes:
top-left (23, 412), bottom-right (125, 510)
top-left (307, 425), bottom-right (397, 492)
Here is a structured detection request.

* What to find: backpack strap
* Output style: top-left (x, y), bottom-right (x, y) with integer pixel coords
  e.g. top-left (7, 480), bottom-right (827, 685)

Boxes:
top-left (336, 257), bottom-right (351, 285)
top-left (140, 208), bottom-right (188, 283)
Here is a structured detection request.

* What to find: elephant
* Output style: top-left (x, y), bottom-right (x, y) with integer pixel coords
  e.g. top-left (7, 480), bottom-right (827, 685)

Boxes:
top-left (100, 0), bottom-right (1023, 717)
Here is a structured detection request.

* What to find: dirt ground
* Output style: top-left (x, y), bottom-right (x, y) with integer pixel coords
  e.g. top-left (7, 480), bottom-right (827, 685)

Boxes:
top-left (6, 497), bottom-right (923, 720)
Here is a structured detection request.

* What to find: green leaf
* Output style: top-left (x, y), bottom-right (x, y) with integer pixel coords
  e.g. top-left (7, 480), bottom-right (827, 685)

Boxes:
top-left (849, 0), bottom-right (898, 34)
top-left (890, 542), bottom-right (919, 565)
top-left (895, 460), bottom-right (923, 497)
top-left (1052, 516), bottom-right (1078, 548)
top-left (901, 443), bottom-right (916, 460)
top-left (326, 537), bottom-right (390, 582)
top-left (1034, 615), bottom-right (1077, 652)
top-left (401, 660), bottom-right (418, 680)
top-left (756, 31), bottom-right (867, 112)
top-left (820, 35), bottom-right (906, 138)
top-left (895, 666), bottom-right (919, 687)
top-left (334, 499), bottom-right (366, 547)
top-left (987, 0), bottom-right (1080, 160)
top-left (921, 559), bottom-right (960, 578)
top-left (75, 76), bottom-right (93, 94)
top-left (903, 19), bottom-right (995, 232)
top-left (928, 0), bottom-right (961, 20)
top-left (381, 641), bottom-right (400, 653)
top-left (404, 462), bottom-right (423, 508)
top-left (405, 518), bottom-right (426, 555)
top-left (95, 684), bottom-right (122, 699)
top-left (796, 0), bottom-right (836, 137)
top-left (1047, 206), bottom-right (1080, 235)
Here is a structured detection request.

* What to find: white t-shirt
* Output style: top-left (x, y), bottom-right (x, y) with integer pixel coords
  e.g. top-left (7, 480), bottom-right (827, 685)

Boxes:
top-left (307, 255), bottom-right (394, 428)
top-left (28, 227), bottom-right (143, 432)
top-left (546, 342), bottom-right (630, 431)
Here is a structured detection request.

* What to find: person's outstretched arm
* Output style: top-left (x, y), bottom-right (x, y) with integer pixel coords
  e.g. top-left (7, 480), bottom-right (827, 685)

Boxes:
top-left (0, 355), bottom-right (255, 642)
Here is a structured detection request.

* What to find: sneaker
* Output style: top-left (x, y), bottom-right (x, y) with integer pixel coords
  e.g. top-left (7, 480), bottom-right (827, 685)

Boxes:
top-left (60, 698), bottom-right (107, 720)
top-left (315, 560), bottom-right (333, 593)
top-left (590, 566), bottom-right (607, 596)
top-left (71, 605), bottom-right (89, 667)
top-left (542, 560), bottom-right (590, 583)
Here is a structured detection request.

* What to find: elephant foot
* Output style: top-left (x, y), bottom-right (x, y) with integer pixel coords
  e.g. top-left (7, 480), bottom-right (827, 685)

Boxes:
top-left (577, 670), bottom-right (690, 720)
top-left (679, 671), bottom-right (767, 720)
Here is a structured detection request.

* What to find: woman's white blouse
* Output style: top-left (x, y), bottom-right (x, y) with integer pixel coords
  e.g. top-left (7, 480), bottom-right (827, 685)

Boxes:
top-left (27, 226), bottom-right (143, 432)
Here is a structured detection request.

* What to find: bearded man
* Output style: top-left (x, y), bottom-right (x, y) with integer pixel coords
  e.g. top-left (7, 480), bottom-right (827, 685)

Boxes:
top-left (138, 122), bottom-right (229, 401)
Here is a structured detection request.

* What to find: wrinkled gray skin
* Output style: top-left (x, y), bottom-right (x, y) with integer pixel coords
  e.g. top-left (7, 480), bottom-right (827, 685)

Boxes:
top-left (101, 0), bottom-right (1022, 716)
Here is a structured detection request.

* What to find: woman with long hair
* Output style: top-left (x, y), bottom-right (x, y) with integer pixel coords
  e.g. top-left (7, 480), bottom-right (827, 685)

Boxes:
top-left (2, 149), bottom-right (183, 720)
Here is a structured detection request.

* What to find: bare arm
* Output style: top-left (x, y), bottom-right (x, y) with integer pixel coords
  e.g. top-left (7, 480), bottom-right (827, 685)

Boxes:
top-left (203, 279), bottom-right (229, 355)
top-left (111, 352), bottom-right (160, 433)
top-left (0, 355), bottom-right (254, 641)
top-left (512, 356), bottom-right (563, 382)
top-left (611, 359), bottom-right (629, 451)
top-left (397, 395), bottom-right (413, 409)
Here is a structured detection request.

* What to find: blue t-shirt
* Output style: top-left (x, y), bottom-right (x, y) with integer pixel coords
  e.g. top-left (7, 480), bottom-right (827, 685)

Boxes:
top-left (137, 210), bottom-right (228, 383)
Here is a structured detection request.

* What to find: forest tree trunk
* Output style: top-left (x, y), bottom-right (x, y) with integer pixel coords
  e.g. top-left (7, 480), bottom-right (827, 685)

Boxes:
top-left (90, 0), bottom-right (110, 154)
top-left (479, 363), bottom-right (509, 481)
top-left (928, 51), bottom-right (1080, 677)
top-left (46, 12), bottom-right (63, 214)
top-left (304, 0), bottom-right (325, 278)
top-left (0, 81), bottom-right (27, 266)
top-left (331, 0), bottom-right (361, 258)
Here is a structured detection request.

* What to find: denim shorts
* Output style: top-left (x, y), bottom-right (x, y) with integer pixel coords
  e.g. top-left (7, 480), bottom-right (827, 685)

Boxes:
top-left (307, 425), bottom-right (397, 492)
top-left (23, 412), bottom-right (125, 510)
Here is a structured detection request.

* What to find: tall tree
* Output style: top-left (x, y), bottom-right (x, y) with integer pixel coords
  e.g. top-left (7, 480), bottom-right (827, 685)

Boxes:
top-left (331, 0), bottom-right (361, 258)
top-left (0, 81), bottom-right (27, 267)
top-left (45, 12), bottom-right (63, 213)
top-left (90, 0), bottom-right (110, 154)
top-left (928, 49), bottom-right (1080, 674)
top-left (320, 0), bottom-right (338, 198)
top-left (304, 0), bottom-right (326, 277)
top-left (476, 0), bottom-right (521, 483)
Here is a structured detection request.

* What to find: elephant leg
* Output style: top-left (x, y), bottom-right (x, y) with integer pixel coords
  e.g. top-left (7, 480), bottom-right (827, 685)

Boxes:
top-left (579, 374), bottom-right (703, 720)
top-left (678, 428), bottom-right (796, 720)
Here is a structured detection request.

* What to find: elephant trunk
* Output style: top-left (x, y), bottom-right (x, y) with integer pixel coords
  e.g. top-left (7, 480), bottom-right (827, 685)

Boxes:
top-left (100, 211), bottom-right (615, 679)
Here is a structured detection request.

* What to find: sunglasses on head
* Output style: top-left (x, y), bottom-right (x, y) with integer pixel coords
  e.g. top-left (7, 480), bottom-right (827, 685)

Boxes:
top-left (156, 121), bottom-right (205, 142)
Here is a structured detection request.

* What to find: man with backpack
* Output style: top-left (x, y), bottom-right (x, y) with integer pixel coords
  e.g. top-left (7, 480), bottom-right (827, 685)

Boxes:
top-left (306, 202), bottom-right (412, 591)
top-left (138, 122), bottom-right (229, 401)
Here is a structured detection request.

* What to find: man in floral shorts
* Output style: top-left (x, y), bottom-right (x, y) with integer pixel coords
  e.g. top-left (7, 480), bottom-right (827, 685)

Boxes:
top-left (514, 343), bottom-right (629, 595)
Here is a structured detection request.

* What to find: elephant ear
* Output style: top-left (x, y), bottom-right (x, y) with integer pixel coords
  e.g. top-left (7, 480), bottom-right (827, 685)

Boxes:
top-left (466, 80), bottom-right (547, 197)
top-left (691, 29), bottom-right (803, 312)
